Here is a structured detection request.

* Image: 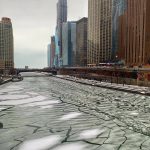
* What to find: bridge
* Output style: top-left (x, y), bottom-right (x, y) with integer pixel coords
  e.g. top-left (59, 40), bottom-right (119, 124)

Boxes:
top-left (15, 68), bottom-right (58, 75)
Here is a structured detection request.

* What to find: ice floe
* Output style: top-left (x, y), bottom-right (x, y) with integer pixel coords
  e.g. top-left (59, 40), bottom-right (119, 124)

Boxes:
top-left (79, 129), bottom-right (103, 139)
top-left (22, 100), bottom-right (60, 107)
top-left (19, 135), bottom-right (61, 150)
top-left (60, 112), bottom-right (82, 121)
top-left (0, 95), bottom-right (30, 100)
top-left (52, 143), bottom-right (87, 150)
top-left (0, 96), bottom-right (47, 106)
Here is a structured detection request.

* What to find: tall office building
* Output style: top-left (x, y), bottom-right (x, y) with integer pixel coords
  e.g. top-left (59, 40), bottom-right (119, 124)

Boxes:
top-left (76, 17), bottom-right (88, 66)
top-left (71, 23), bottom-right (76, 66)
top-left (87, 0), bottom-right (112, 65)
top-left (50, 36), bottom-right (55, 67)
top-left (62, 22), bottom-right (70, 66)
top-left (118, 0), bottom-right (150, 66)
top-left (0, 17), bottom-right (14, 73)
top-left (56, 0), bottom-right (67, 60)
top-left (62, 22), bottom-right (76, 67)
top-left (54, 28), bottom-right (59, 67)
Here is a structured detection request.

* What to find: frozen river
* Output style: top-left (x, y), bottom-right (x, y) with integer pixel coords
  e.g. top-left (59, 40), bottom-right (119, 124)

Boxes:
top-left (0, 72), bottom-right (150, 150)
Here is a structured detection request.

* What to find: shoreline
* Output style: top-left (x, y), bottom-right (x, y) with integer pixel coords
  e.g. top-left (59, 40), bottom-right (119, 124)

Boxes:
top-left (55, 75), bottom-right (150, 96)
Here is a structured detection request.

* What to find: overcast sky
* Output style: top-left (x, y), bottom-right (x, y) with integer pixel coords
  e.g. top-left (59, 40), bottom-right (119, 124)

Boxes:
top-left (0, 0), bottom-right (88, 68)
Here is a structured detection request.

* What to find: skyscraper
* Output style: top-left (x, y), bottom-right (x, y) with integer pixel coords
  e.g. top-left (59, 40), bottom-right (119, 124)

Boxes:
top-left (87, 0), bottom-right (112, 65)
top-left (0, 17), bottom-right (14, 73)
top-left (76, 17), bottom-right (88, 66)
top-left (118, 0), bottom-right (150, 66)
top-left (62, 22), bottom-right (76, 67)
top-left (54, 28), bottom-right (59, 67)
top-left (56, 0), bottom-right (67, 62)
top-left (50, 36), bottom-right (55, 67)
top-left (71, 23), bottom-right (76, 66)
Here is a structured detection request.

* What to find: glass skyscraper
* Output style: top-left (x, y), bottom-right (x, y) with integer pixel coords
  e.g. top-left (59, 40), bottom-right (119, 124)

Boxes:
top-left (112, 0), bottom-right (126, 60)
top-left (62, 22), bottom-right (76, 67)
top-left (56, 0), bottom-right (67, 65)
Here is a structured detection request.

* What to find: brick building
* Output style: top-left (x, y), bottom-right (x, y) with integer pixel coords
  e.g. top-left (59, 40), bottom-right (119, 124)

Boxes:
top-left (87, 0), bottom-right (112, 65)
top-left (0, 17), bottom-right (14, 73)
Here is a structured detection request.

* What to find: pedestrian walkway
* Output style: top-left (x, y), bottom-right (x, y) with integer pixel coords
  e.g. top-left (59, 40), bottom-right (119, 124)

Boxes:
top-left (56, 75), bottom-right (150, 96)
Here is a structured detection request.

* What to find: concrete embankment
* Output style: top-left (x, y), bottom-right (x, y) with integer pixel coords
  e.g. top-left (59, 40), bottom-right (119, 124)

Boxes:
top-left (0, 78), bottom-right (12, 85)
top-left (55, 75), bottom-right (150, 96)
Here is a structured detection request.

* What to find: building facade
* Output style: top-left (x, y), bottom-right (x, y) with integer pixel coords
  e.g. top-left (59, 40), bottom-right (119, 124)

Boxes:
top-left (0, 17), bottom-right (14, 73)
top-left (118, 0), bottom-right (150, 66)
top-left (54, 28), bottom-right (59, 67)
top-left (76, 17), bottom-right (88, 66)
top-left (62, 22), bottom-right (76, 67)
top-left (87, 0), bottom-right (112, 65)
top-left (112, 0), bottom-right (126, 60)
top-left (62, 23), bottom-right (69, 66)
top-left (70, 23), bottom-right (76, 66)
top-left (50, 36), bottom-right (55, 67)
top-left (57, 0), bottom-right (67, 62)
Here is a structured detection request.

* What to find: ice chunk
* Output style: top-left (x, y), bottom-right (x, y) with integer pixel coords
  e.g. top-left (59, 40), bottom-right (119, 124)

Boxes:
top-left (60, 112), bottom-right (82, 121)
top-left (0, 95), bottom-right (30, 100)
top-left (0, 96), bottom-right (46, 106)
top-left (22, 100), bottom-right (60, 107)
top-left (52, 143), bottom-right (87, 150)
top-left (79, 129), bottom-right (103, 139)
top-left (19, 135), bottom-right (61, 150)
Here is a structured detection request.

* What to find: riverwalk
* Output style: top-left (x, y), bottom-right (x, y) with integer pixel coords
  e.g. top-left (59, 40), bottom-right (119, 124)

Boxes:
top-left (56, 75), bottom-right (150, 96)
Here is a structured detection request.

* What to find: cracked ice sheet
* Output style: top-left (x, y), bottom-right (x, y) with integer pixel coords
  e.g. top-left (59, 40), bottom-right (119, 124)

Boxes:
top-left (60, 112), bottom-right (82, 121)
top-left (19, 135), bottom-right (61, 150)
top-left (0, 95), bottom-right (47, 106)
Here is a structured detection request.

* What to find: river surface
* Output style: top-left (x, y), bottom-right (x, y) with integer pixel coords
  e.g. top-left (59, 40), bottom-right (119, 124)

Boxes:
top-left (0, 72), bottom-right (150, 150)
